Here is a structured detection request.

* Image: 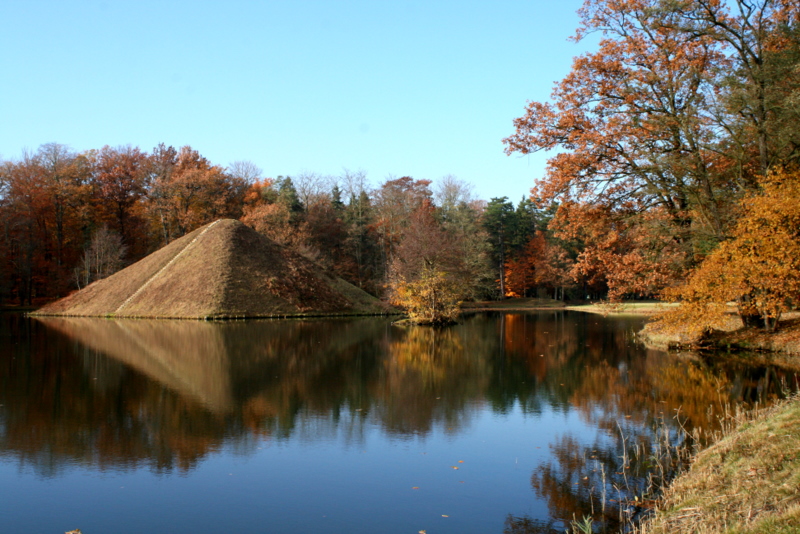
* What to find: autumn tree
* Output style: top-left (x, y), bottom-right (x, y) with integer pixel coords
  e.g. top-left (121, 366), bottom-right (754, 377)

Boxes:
top-left (504, 232), bottom-right (545, 299)
top-left (146, 145), bottom-right (247, 242)
top-left (388, 202), bottom-right (470, 324)
top-left (674, 0), bottom-right (800, 176)
top-left (144, 143), bottom-right (178, 244)
top-left (93, 145), bottom-right (148, 253)
top-left (0, 146), bottom-right (92, 301)
top-left (37, 143), bottom-right (92, 271)
top-left (504, 0), bottom-right (800, 304)
top-left (302, 186), bottom-right (349, 272)
top-left (0, 165), bottom-right (11, 304)
top-left (504, 0), bottom-right (759, 298)
top-left (0, 154), bottom-right (45, 303)
top-left (372, 176), bottom-right (433, 277)
top-left (657, 169), bottom-right (800, 333)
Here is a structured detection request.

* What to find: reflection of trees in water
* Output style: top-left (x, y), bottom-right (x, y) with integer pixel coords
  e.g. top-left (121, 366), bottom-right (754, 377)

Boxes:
top-left (498, 313), bottom-right (799, 534)
top-left (373, 323), bottom-right (496, 435)
top-left (1, 310), bottom-right (796, 517)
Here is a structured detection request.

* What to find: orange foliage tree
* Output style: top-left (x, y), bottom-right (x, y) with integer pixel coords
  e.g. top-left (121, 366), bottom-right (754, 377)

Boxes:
top-left (657, 169), bottom-right (800, 333)
top-left (93, 145), bottom-right (149, 254)
top-left (504, 231), bottom-right (575, 300)
top-left (146, 145), bottom-right (247, 242)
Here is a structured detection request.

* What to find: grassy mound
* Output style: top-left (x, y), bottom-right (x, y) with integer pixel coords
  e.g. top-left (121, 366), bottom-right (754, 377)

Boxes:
top-left (638, 397), bottom-right (800, 534)
top-left (34, 219), bottom-right (390, 319)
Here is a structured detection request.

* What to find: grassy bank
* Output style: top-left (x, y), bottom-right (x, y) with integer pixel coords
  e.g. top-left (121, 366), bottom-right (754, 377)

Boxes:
top-left (635, 309), bottom-right (800, 533)
top-left (460, 298), bottom-right (675, 313)
top-left (566, 301), bottom-right (678, 315)
top-left (636, 396), bottom-right (800, 534)
top-left (639, 311), bottom-right (800, 356)
top-left (460, 297), bottom-right (566, 311)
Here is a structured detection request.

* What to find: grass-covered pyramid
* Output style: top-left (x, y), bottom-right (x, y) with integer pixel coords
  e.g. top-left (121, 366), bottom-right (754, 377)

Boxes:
top-left (35, 219), bottom-right (387, 319)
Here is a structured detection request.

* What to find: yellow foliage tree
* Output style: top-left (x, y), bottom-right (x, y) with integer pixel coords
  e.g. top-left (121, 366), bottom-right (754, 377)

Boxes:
top-left (389, 266), bottom-right (463, 325)
top-left (388, 202), bottom-right (469, 325)
top-left (657, 170), bottom-right (800, 333)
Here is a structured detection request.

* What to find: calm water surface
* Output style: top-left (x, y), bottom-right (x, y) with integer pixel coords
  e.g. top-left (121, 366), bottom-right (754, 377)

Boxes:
top-left (0, 311), bottom-right (797, 534)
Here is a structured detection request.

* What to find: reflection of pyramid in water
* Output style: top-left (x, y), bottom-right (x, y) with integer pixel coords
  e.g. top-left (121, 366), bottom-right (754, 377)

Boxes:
top-left (35, 219), bottom-right (385, 319)
top-left (42, 317), bottom-right (237, 413)
top-left (37, 316), bottom-right (385, 414)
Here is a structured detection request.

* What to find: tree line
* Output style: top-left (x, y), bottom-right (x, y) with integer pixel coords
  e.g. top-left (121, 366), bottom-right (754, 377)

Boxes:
top-left (0, 144), bottom-right (584, 309)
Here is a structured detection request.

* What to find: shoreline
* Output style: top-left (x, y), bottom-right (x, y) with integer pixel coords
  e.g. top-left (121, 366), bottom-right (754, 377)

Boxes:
top-left (633, 312), bottom-right (800, 533)
top-left (635, 395), bottom-right (800, 534)
top-left (460, 298), bottom-right (673, 315)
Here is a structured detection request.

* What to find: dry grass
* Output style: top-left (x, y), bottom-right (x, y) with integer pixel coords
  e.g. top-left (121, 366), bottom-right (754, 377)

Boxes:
top-left (567, 301), bottom-right (680, 316)
top-left (460, 297), bottom-right (566, 311)
top-left (637, 396), bottom-right (800, 534)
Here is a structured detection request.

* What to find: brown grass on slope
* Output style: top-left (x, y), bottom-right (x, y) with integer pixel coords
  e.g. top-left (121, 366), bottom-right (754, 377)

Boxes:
top-left (637, 397), bottom-right (800, 534)
top-left (34, 219), bottom-right (389, 319)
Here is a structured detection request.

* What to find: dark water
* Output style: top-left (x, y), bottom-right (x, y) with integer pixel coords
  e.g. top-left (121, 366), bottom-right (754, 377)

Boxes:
top-left (0, 311), bottom-right (796, 534)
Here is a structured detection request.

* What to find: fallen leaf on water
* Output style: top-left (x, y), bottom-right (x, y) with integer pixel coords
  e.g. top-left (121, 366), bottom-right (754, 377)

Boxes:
top-left (442, 514), bottom-right (449, 517)
top-left (412, 487), bottom-right (420, 490)
top-left (419, 530), bottom-right (427, 534)
top-left (451, 466), bottom-right (459, 470)
top-left (458, 460), bottom-right (464, 463)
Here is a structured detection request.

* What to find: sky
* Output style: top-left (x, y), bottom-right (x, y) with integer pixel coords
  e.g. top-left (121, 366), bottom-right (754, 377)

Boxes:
top-left (1, 0), bottom-right (597, 203)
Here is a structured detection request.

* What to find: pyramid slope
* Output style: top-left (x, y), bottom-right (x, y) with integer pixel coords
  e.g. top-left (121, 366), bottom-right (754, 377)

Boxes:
top-left (34, 219), bottom-right (388, 319)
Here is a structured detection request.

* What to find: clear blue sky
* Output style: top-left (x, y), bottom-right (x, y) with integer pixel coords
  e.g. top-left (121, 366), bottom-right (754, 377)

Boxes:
top-left (1, 0), bottom-right (595, 203)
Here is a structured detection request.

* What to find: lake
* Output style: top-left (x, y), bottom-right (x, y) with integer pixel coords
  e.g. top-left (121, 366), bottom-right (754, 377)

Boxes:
top-left (1, 311), bottom-right (797, 534)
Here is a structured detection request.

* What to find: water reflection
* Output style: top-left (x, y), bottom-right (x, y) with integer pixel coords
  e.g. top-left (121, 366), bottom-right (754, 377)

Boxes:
top-left (0, 311), bottom-right (797, 531)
